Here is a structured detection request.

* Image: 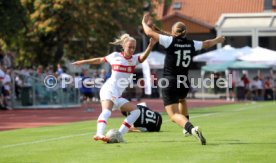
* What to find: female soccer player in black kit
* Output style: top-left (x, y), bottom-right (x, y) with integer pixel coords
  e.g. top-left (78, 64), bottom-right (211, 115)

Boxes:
top-left (142, 13), bottom-right (225, 145)
top-left (121, 104), bottom-right (162, 132)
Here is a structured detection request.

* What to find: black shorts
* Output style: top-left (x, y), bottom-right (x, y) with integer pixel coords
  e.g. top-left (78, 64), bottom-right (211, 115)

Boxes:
top-left (161, 78), bottom-right (190, 106)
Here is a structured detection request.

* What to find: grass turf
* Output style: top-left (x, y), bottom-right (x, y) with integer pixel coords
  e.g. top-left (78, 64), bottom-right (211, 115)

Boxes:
top-left (0, 101), bottom-right (276, 163)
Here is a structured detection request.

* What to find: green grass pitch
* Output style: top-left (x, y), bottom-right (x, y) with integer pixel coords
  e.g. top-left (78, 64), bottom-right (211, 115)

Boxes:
top-left (1, 101), bottom-right (276, 163)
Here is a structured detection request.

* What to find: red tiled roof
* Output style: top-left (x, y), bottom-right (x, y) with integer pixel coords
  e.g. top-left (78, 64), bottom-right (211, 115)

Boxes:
top-left (273, 0), bottom-right (276, 12)
top-left (154, 0), bottom-right (266, 27)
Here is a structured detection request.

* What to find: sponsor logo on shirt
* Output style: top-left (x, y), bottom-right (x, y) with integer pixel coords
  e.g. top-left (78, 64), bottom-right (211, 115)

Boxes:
top-left (112, 64), bottom-right (135, 73)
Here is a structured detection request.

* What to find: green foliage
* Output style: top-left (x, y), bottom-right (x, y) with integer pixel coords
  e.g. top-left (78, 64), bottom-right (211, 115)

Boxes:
top-left (0, 0), bottom-right (155, 67)
top-left (0, 0), bottom-right (27, 39)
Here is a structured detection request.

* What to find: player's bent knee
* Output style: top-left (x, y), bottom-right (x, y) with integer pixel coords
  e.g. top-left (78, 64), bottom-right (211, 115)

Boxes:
top-left (131, 108), bottom-right (141, 117)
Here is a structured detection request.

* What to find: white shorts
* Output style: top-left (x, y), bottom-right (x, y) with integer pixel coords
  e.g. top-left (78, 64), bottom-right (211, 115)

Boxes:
top-left (100, 83), bottom-right (129, 111)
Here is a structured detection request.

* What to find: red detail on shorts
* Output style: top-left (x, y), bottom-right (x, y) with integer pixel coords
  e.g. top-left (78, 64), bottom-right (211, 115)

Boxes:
top-left (123, 121), bottom-right (131, 128)
top-left (98, 120), bottom-right (106, 124)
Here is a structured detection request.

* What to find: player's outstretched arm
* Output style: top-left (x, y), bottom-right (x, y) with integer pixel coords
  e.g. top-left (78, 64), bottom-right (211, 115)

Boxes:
top-left (142, 13), bottom-right (159, 41)
top-left (139, 38), bottom-right (157, 63)
top-left (72, 57), bottom-right (105, 66)
top-left (202, 36), bottom-right (225, 49)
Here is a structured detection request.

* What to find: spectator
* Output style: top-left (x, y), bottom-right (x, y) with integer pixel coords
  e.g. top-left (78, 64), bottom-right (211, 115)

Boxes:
top-left (228, 71), bottom-right (235, 101)
top-left (46, 65), bottom-right (54, 75)
top-left (80, 69), bottom-right (93, 104)
top-left (251, 76), bottom-right (263, 101)
top-left (0, 65), bottom-right (6, 109)
top-left (91, 72), bottom-right (100, 102)
top-left (213, 72), bottom-right (220, 94)
top-left (74, 72), bottom-right (82, 89)
top-left (264, 76), bottom-right (273, 100)
top-left (241, 73), bottom-right (250, 100)
top-left (56, 63), bottom-right (64, 76)
top-left (3, 52), bottom-right (12, 68)
top-left (15, 73), bottom-right (23, 99)
top-left (99, 69), bottom-right (110, 82)
top-left (3, 68), bottom-right (12, 109)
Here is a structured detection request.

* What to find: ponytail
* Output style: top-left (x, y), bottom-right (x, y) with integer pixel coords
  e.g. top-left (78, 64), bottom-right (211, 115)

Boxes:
top-left (151, 24), bottom-right (186, 37)
top-left (172, 22), bottom-right (187, 37)
top-left (110, 33), bottom-right (136, 46)
top-left (175, 30), bottom-right (186, 37)
top-left (152, 25), bottom-right (173, 36)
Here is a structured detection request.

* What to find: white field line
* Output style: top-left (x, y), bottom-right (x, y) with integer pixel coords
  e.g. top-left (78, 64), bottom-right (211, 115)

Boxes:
top-left (1, 102), bottom-right (274, 149)
top-left (163, 103), bottom-right (266, 123)
top-left (0, 133), bottom-right (91, 149)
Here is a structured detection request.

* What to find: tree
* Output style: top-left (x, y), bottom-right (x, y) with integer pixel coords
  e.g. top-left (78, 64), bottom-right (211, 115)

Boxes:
top-left (0, 0), bottom-right (28, 56)
top-left (0, 0), bottom-right (27, 40)
top-left (10, 0), bottom-right (155, 67)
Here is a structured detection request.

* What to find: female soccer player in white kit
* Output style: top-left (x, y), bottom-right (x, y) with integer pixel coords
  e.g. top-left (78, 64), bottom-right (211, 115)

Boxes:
top-left (72, 34), bottom-right (156, 142)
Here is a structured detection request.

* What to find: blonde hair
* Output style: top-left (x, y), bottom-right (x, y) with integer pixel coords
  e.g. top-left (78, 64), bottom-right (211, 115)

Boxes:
top-left (152, 25), bottom-right (173, 36)
top-left (151, 22), bottom-right (186, 37)
top-left (110, 33), bottom-right (136, 46)
top-left (172, 22), bottom-right (186, 37)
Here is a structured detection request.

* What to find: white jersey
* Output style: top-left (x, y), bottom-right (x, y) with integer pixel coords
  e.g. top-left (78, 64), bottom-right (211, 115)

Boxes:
top-left (100, 52), bottom-right (141, 108)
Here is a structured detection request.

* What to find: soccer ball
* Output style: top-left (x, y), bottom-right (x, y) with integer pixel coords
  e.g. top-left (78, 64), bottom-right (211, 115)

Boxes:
top-left (105, 129), bottom-right (124, 143)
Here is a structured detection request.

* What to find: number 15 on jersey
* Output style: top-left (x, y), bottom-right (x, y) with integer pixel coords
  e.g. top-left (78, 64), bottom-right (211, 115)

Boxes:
top-left (175, 50), bottom-right (191, 67)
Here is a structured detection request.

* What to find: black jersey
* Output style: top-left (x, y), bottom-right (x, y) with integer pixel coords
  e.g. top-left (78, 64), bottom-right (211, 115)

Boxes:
top-left (163, 37), bottom-right (196, 77)
top-left (133, 105), bottom-right (162, 132)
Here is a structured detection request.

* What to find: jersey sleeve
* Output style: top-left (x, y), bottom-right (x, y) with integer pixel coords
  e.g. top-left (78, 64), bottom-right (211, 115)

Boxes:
top-left (104, 52), bottom-right (116, 64)
top-left (133, 54), bottom-right (141, 65)
top-left (159, 34), bottom-right (173, 48)
top-left (193, 40), bottom-right (203, 51)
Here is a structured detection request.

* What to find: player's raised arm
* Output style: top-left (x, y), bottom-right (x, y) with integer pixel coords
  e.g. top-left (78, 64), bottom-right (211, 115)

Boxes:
top-left (142, 13), bottom-right (160, 41)
top-left (202, 36), bottom-right (225, 49)
top-left (139, 38), bottom-right (157, 63)
top-left (71, 57), bottom-right (105, 66)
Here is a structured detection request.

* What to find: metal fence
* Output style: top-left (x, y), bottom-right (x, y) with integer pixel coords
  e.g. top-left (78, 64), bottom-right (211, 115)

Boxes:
top-left (11, 71), bottom-right (81, 109)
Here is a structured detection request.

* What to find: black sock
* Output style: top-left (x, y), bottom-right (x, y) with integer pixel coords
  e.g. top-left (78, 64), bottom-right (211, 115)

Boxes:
top-left (184, 122), bottom-right (194, 134)
top-left (185, 115), bottom-right (189, 120)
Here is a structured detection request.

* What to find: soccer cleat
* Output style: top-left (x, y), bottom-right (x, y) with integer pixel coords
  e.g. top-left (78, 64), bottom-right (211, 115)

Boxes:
top-left (183, 129), bottom-right (192, 137)
top-left (93, 135), bottom-right (110, 143)
top-left (191, 126), bottom-right (206, 145)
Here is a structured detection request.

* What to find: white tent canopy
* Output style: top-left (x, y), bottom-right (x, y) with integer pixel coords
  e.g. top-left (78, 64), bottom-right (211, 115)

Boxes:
top-left (136, 51), bottom-right (165, 69)
top-left (238, 47), bottom-right (276, 65)
top-left (193, 45), bottom-right (252, 64)
top-left (207, 46), bottom-right (252, 64)
top-left (193, 45), bottom-right (235, 62)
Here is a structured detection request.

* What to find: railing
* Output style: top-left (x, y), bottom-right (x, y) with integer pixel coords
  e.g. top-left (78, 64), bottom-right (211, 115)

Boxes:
top-left (11, 71), bottom-right (81, 109)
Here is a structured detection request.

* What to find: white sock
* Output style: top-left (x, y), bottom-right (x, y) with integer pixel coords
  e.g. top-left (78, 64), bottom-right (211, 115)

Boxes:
top-left (96, 109), bottom-right (111, 136)
top-left (119, 109), bottom-right (141, 135)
